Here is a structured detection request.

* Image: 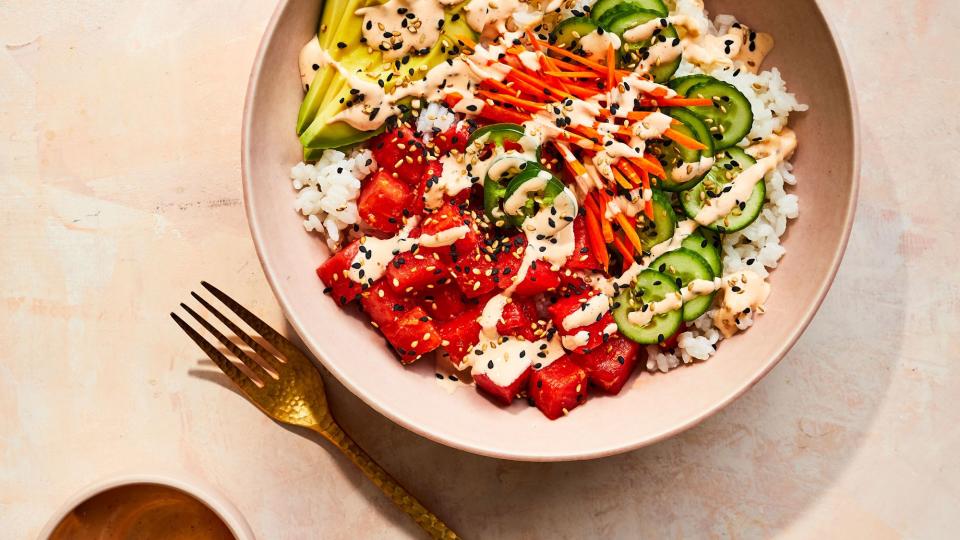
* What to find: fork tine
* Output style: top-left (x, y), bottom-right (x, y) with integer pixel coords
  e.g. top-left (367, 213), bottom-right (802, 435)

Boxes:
top-left (201, 281), bottom-right (298, 361)
top-left (180, 303), bottom-right (273, 382)
top-left (191, 291), bottom-right (281, 372)
top-left (170, 312), bottom-right (261, 394)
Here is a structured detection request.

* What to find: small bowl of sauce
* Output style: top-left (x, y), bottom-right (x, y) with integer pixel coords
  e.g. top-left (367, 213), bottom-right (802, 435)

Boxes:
top-left (41, 475), bottom-right (254, 540)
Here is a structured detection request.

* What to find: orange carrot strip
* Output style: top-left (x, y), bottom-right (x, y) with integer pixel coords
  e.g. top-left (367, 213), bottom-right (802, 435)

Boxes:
top-left (606, 44), bottom-right (616, 90)
top-left (537, 41), bottom-right (611, 74)
top-left (526, 28), bottom-right (573, 91)
top-left (611, 167), bottom-right (633, 189)
top-left (615, 161), bottom-right (642, 187)
top-left (477, 90), bottom-right (544, 112)
top-left (628, 155), bottom-right (666, 180)
top-left (584, 203), bottom-right (609, 269)
top-left (642, 153), bottom-right (667, 178)
top-left (664, 127), bottom-right (708, 150)
top-left (544, 70), bottom-right (598, 78)
top-left (501, 71), bottom-right (553, 101)
top-left (505, 67), bottom-right (575, 101)
top-left (566, 83), bottom-right (604, 100)
top-left (595, 192), bottom-right (615, 243)
top-left (641, 97), bottom-right (714, 107)
top-left (615, 213), bottom-right (645, 254)
top-left (612, 234), bottom-right (635, 265)
top-left (481, 78), bottom-right (524, 99)
top-left (625, 111), bottom-right (655, 121)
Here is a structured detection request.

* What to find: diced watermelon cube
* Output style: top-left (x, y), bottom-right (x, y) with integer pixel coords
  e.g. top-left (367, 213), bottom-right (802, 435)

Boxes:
top-left (513, 258), bottom-right (562, 296)
top-left (528, 357), bottom-right (589, 419)
top-left (431, 121), bottom-right (472, 155)
top-left (420, 282), bottom-right (474, 322)
top-left (421, 202), bottom-right (480, 254)
top-left (496, 297), bottom-right (541, 341)
top-left (449, 248), bottom-right (499, 298)
top-left (385, 250), bottom-right (449, 294)
top-left (358, 170), bottom-right (414, 235)
top-left (547, 291), bottom-right (614, 354)
top-left (369, 126), bottom-right (426, 186)
top-left (436, 307), bottom-right (482, 365)
top-left (569, 334), bottom-right (640, 394)
top-left (474, 367), bottom-right (531, 406)
top-left (492, 235), bottom-right (561, 296)
top-left (316, 240), bottom-right (362, 306)
top-left (360, 281), bottom-right (440, 363)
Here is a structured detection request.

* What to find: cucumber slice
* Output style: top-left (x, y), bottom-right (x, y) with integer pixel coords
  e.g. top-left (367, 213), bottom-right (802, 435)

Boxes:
top-left (680, 147), bottom-right (764, 233)
top-left (684, 80), bottom-right (754, 150)
top-left (591, 0), bottom-right (668, 21)
top-left (613, 269), bottom-right (682, 344)
top-left (595, 4), bottom-right (647, 30)
top-left (668, 74), bottom-right (713, 96)
top-left (650, 248), bottom-right (715, 321)
top-left (638, 190), bottom-right (676, 251)
top-left (551, 17), bottom-right (598, 53)
top-left (681, 230), bottom-right (722, 275)
top-left (649, 108), bottom-right (714, 192)
top-left (604, 9), bottom-right (681, 83)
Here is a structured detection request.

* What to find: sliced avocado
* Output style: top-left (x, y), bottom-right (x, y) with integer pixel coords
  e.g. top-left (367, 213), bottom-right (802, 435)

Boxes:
top-left (297, 46), bottom-right (373, 134)
top-left (299, 10), bottom-right (476, 151)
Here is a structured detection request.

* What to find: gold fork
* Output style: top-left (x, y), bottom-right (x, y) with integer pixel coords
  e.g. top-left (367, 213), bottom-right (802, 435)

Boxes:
top-left (171, 281), bottom-right (459, 540)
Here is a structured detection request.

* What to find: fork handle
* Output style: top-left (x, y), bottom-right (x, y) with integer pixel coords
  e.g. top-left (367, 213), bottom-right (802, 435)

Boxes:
top-left (314, 421), bottom-right (459, 539)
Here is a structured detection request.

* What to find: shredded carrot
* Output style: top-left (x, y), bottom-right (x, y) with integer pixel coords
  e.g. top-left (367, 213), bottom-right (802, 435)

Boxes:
top-left (525, 27), bottom-right (573, 94)
top-left (536, 41), bottom-right (612, 75)
top-left (544, 70), bottom-right (598, 78)
top-left (477, 90), bottom-right (543, 112)
top-left (606, 44), bottom-right (616, 90)
top-left (615, 161), bottom-right (642, 187)
top-left (583, 203), bottom-right (609, 269)
top-left (614, 213), bottom-right (645, 254)
top-left (624, 111), bottom-right (655, 121)
top-left (611, 167), bottom-right (633, 190)
top-left (642, 152), bottom-right (667, 178)
top-left (612, 234), bottom-right (635, 265)
top-left (481, 78), bottom-right (524, 99)
top-left (664, 127), bottom-right (708, 150)
top-left (594, 192), bottom-right (614, 243)
top-left (504, 67), bottom-right (576, 101)
top-left (499, 71), bottom-right (553, 101)
top-left (640, 97), bottom-right (714, 107)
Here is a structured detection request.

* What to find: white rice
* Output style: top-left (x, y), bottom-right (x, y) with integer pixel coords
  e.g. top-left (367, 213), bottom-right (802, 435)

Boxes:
top-left (415, 102), bottom-right (456, 139)
top-left (290, 148), bottom-right (376, 250)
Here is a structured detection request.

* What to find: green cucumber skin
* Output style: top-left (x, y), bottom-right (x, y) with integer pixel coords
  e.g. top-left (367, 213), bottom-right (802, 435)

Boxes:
top-left (684, 80), bottom-right (754, 150)
top-left (680, 147), bottom-right (765, 233)
top-left (591, 0), bottom-right (668, 22)
top-left (669, 75), bottom-right (713, 96)
top-left (681, 231), bottom-right (722, 275)
top-left (653, 108), bottom-right (715, 192)
top-left (650, 248), bottom-right (715, 321)
top-left (551, 17), bottom-right (599, 51)
top-left (639, 190), bottom-right (677, 251)
top-left (613, 269), bottom-right (682, 344)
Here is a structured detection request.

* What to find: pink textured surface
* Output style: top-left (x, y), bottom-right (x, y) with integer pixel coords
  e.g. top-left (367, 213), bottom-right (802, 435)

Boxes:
top-left (2, 0), bottom-right (958, 538)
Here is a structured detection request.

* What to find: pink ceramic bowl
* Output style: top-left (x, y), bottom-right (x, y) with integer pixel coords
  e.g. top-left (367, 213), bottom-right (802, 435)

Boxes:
top-left (242, 0), bottom-right (858, 461)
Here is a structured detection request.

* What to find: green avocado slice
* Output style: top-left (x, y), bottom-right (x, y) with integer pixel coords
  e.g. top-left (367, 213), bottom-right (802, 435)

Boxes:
top-left (298, 4), bottom-right (476, 153)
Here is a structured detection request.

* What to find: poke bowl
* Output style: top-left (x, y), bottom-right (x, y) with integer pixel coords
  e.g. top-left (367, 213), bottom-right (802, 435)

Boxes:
top-left (242, 0), bottom-right (858, 460)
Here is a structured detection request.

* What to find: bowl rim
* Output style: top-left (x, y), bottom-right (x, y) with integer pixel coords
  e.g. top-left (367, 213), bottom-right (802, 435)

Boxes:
top-left (241, 0), bottom-right (860, 461)
top-left (36, 472), bottom-right (255, 540)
